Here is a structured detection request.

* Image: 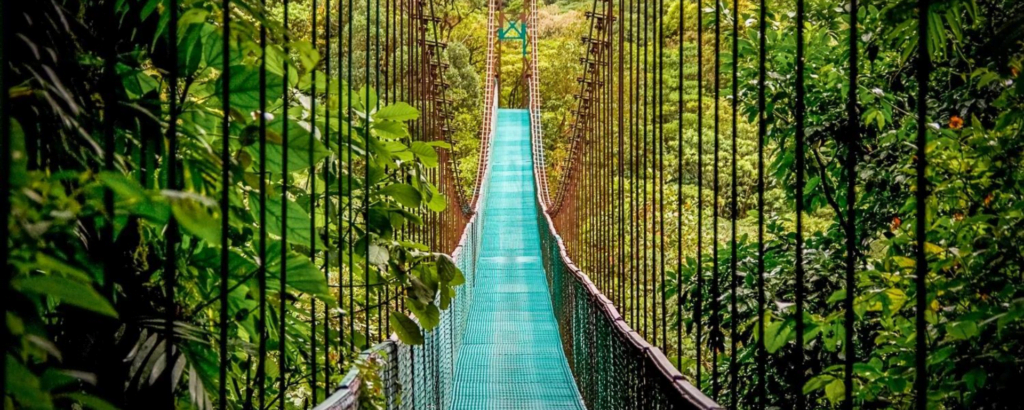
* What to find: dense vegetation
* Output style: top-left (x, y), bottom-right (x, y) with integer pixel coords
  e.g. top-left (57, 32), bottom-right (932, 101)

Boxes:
top-left (5, 0), bottom-right (463, 408)
top-left (442, 0), bottom-right (1024, 407)
top-left (711, 0), bottom-right (1024, 407)
top-left (5, 0), bottom-right (1024, 408)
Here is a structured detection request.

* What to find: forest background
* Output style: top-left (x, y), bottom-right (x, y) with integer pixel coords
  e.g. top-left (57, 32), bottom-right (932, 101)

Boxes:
top-left (4, 0), bottom-right (1024, 409)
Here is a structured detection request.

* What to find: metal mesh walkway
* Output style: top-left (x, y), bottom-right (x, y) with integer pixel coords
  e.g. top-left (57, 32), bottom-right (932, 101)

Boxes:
top-left (450, 109), bottom-right (586, 410)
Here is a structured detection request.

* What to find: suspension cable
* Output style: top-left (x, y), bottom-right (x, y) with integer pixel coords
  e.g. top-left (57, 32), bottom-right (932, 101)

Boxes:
top-left (695, 0), bottom-right (705, 388)
top-left (218, 0), bottom-right (231, 407)
top-left (729, 0), bottom-right (739, 404)
top-left (756, 0), bottom-right (768, 406)
top-left (711, 0), bottom-right (722, 397)
top-left (279, 0), bottom-right (291, 407)
top-left (843, 0), bottom-right (860, 407)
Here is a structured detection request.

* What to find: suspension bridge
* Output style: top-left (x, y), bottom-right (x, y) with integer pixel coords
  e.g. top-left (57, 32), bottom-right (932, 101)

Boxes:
top-left (310, 0), bottom-right (727, 405)
top-left (1, 0), bottom-right (967, 406)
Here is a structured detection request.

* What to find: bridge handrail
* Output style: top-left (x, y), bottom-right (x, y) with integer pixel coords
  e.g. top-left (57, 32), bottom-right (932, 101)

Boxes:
top-left (472, 0), bottom-right (500, 209)
top-left (314, 75), bottom-right (497, 410)
top-left (527, 0), bottom-right (551, 207)
top-left (312, 192), bottom-right (488, 410)
top-left (529, 91), bottom-right (721, 410)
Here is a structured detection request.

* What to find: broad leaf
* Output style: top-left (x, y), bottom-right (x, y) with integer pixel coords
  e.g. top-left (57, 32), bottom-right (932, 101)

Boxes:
top-left (373, 102), bottom-right (419, 122)
top-left (390, 312), bottom-right (424, 345)
top-left (380, 183), bottom-right (422, 208)
top-left (171, 199), bottom-right (221, 245)
top-left (406, 298), bottom-right (440, 330)
top-left (265, 241), bottom-right (335, 305)
top-left (214, 64), bottom-right (284, 112)
top-left (764, 318), bottom-right (794, 353)
top-left (14, 276), bottom-right (117, 318)
top-left (410, 141), bottom-right (439, 167)
top-left (946, 321), bottom-right (979, 341)
top-left (250, 194), bottom-right (321, 249)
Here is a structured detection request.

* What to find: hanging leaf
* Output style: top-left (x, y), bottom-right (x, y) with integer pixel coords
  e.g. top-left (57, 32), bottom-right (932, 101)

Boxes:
top-left (250, 194), bottom-right (321, 249)
top-left (264, 241), bottom-right (335, 305)
top-left (171, 199), bottom-right (222, 245)
top-left (373, 102), bottom-right (420, 122)
top-left (373, 121), bottom-right (409, 139)
top-left (390, 312), bottom-right (424, 345)
top-left (380, 183), bottom-right (422, 208)
top-left (214, 64), bottom-right (284, 112)
top-left (13, 276), bottom-right (117, 318)
top-left (410, 141), bottom-right (439, 167)
top-left (406, 298), bottom-right (441, 330)
top-left (437, 254), bottom-right (464, 286)
top-left (426, 185), bottom-right (447, 212)
top-left (368, 244), bottom-right (390, 267)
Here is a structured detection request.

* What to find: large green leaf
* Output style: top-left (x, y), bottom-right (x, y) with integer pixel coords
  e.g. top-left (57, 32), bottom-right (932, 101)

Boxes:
top-left (373, 102), bottom-right (419, 122)
top-left (97, 171), bottom-right (148, 205)
top-left (373, 121), bottom-right (409, 140)
top-left (409, 141), bottom-right (439, 168)
top-left (214, 64), bottom-right (284, 112)
top-left (259, 119), bottom-right (332, 173)
top-left (945, 321), bottom-right (979, 341)
top-left (803, 374), bottom-right (834, 394)
top-left (13, 276), bottom-right (118, 318)
top-left (117, 64), bottom-right (159, 99)
top-left (250, 194), bottom-right (321, 249)
top-left (824, 378), bottom-right (846, 404)
top-left (6, 356), bottom-right (51, 409)
top-left (437, 254), bottom-right (464, 286)
top-left (380, 183), bottom-right (422, 208)
top-left (171, 199), bottom-right (221, 245)
top-left (265, 241), bottom-right (335, 306)
top-left (426, 185), bottom-right (447, 212)
top-left (406, 298), bottom-right (440, 330)
top-left (764, 318), bottom-right (794, 354)
top-left (390, 312), bottom-right (424, 345)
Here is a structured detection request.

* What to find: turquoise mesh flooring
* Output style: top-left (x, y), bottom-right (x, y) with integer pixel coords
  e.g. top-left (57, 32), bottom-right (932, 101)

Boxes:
top-left (450, 109), bottom-right (586, 410)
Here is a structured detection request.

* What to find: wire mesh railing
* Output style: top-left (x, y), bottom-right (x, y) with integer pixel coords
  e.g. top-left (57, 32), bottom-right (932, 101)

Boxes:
top-left (314, 43), bottom-right (499, 409)
top-left (533, 141), bottom-right (720, 410)
top-left (2, 0), bottom-right (481, 408)
top-left (313, 205), bottom-right (485, 410)
top-left (541, 0), bottom-right (1024, 407)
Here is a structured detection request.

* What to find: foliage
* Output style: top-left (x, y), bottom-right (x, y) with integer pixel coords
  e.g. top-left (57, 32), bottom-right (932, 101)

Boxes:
top-left (667, 0), bottom-right (1024, 408)
top-left (5, 0), bottom-right (460, 408)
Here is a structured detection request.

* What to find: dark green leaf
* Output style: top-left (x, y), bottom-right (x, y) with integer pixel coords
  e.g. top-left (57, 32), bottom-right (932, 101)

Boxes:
top-left (764, 318), bottom-right (793, 353)
top-left (946, 321), bottom-right (979, 341)
top-left (171, 199), bottom-right (221, 245)
top-left (14, 276), bottom-right (117, 318)
top-left (406, 298), bottom-right (441, 331)
top-left (214, 64), bottom-right (284, 112)
top-left (265, 242), bottom-right (334, 305)
top-left (250, 194), bottom-right (321, 249)
top-left (390, 312), bottom-right (424, 345)
top-left (380, 183), bottom-right (422, 208)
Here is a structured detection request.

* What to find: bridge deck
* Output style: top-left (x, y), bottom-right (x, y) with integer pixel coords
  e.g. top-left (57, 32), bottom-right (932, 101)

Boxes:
top-left (450, 109), bottom-right (585, 409)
